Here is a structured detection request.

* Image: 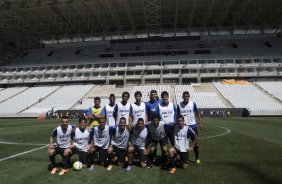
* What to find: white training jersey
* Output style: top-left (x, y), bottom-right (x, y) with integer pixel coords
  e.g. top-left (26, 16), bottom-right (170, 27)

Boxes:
top-left (111, 126), bottom-right (130, 150)
top-left (116, 102), bottom-right (131, 125)
top-left (55, 125), bottom-right (72, 148)
top-left (131, 102), bottom-right (146, 125)
top-left (158, 102), bottom-right (175, 124)
top-left (93, 125), bottom-right (110, 149)
top-left (178, 101), bottom-right (197, 126)
top-left (105, 104), bottom-right (116, 126)
top-left (147, 121), bottom-right (166, 141)
top-left (73, 127), bottom-right (90, 152)
top-left (174, 125), bottom-right (195, 152)
top-left (131, 128), bottom-right (148, 150)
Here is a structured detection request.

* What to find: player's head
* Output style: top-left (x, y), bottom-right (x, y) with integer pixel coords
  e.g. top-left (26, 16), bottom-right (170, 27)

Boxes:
top-left (122, 92), bottom-right (130, 102)
top-left (118, 117), bottom-right (127, 131)
top-left (134, 91), bottom-right (142, 102)
top-left (78, 117), bottom-right (87, 129)
top-left (136, 118), bottom-right (145, 130)
top-left (182, 91), bottom-right (190, 103)
top-left (109, 94), bottom-right (116, 104)
top-left (94, 97), bottom-right (101, 106)
top-left (176, 115), bottom-right (185, 128)
top-left (60, 115), bottom-right (69, 130)
top-left (161, 91), bottom-right (169, 104)
top-left (150, 90), bottom-right (158, 101)
top-left (151, 115), bottom-right (160, 127)
top-left (98, 116), bottom-right (106, 129)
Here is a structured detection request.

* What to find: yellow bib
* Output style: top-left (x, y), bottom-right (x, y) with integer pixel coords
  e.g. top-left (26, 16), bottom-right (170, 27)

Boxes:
top-left (89, 107), bottom-right (102, 127)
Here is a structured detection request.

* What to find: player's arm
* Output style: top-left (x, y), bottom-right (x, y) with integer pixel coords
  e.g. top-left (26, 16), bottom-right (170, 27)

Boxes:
top-left (128, 105), bottom-right (133, 125)
top-left (87, 107), bottom-right (95, 122)
top-left (194, 102), bottom-right (203, 130)
top-left (187, 127), bottom-right (198, 152)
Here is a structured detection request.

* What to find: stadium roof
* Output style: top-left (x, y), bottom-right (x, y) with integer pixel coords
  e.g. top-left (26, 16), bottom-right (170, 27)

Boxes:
top-left (0, 0), bottom-right (281, 42)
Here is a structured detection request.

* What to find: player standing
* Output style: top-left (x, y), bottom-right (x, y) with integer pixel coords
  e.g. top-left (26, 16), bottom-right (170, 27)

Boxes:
top-left (146, 90), bottom-right (162, 121)
top-left (101, 94), bottom-right (116, 127)
top-left (87, 97), bottom-right (103, 127)
top-left (131, 91), bottom-right (147, 125)
top-left (114, 92), bottom-right (132, 125)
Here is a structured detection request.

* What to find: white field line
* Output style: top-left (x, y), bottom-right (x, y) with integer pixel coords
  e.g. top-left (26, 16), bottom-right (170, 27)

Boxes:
top-left (0, 126), bottom-right (231, 162)
top-left (200, 126), bottom-right (231, 140)
top-left (0, 124), bottom-right (54, 129)
top-left (0, 145), bottom-right (48, 162)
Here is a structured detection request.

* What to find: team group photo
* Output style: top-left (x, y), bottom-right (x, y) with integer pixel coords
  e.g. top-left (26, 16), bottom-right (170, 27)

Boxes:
top-left (48, 90), bottom-right (202, 175)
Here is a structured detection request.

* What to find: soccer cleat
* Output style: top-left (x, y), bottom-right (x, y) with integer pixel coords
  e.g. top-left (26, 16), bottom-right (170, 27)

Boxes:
top-left (196, 159), bottom-right (201, 165)
top-left (169, 167), bottom-right (176, 174)
top-left (88, 165), bottom-right (95, 172)
top-left (50, 167), bottom-right (58, 174)
top-left (147, 163), bottom-right (153, 169)
top-left (107, 164), bottom-right (113, 171)
top-left (58, 169), bottom-right (68, 176)
top-left (125, 166), bottom-right (131, 172)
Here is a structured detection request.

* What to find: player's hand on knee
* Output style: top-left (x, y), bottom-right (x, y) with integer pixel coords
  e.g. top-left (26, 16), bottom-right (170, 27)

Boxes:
top-left (186, 147), bottom-right (194, 152)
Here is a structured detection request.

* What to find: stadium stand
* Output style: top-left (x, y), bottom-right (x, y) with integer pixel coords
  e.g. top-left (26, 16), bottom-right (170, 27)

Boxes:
top-left (131, 85), bottom-right (170, 102)
top-left (213, 82), bottom-right (282, 115)
top-left (174, 85), bottom-right (226, 108)
top-left (23, 85), bottom-right (94, 115)
top-left (0, 86), bottom-right (59, 115)
top-left (0, 87), bottom-right (28, 102)
top-left (255, 81), bottom-right (282, 101)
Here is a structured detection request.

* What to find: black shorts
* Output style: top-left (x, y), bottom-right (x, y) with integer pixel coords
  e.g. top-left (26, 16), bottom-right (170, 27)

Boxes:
top-left (112, 145), bottom-right (127, 163)
top-left (150, 137), bottom-right (168, 148)
top-left (176, 149), bottom-right (189, 165)
top-left (133, 145), bottom-right (147, 163)
top-left (70, 147), bottom-right (89, 165)
top-left (94, 146), bottom-right (107, 163)
top-left (52, 146), bottom-right (67, 156)
top-left (191, 126), bottom-right (198, 142)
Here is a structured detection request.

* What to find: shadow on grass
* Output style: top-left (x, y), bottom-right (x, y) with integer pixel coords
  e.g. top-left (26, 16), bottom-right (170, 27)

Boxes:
top-left (229, 161), bottom-right (281, 184)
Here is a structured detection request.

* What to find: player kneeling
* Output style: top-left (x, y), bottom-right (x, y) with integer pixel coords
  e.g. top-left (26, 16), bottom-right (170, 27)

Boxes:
top-left (126, 118), bottom-right (149, 171)
top-left (107, 117), bottom-right (130, 170)
top-left (48, 116), bottom-right (73, 175)
top-left (88, 117), bottom-right (112, 171)
top-left (167, 115), bottom-right (198, 174)
top-left (69, 117), bottom-right (92, 169)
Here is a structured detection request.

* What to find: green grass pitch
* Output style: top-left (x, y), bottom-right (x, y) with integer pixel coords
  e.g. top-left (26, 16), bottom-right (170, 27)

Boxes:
top-left (0, 117), bottom-right (281, 184)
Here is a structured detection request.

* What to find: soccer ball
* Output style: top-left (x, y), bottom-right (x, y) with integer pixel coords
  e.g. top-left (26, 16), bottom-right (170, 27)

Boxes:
top-left (73, 161), bottom-right (83, 171)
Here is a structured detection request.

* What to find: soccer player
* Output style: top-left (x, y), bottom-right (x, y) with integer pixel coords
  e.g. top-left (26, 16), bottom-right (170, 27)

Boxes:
top-left (177, 91), bottom-right (202, 164)
top-left (88, 116), bottom-right (112, 170)
top-left (158, 91), bottom-right (177, 144)
top-left (48, 116), bottom-right (73, 175)
top-left (131, 91), bottom-right (147, 125)
top-left (69, 117), bottom-right (92, 168)
top-left (167, 115), bottom-right (198, 174)
top-left (146, 115), bottom-right (168, 168)
top-left (126, 118), bottom-right (149, 171)
top-left (101, 94), bottom-right (116, 127)
top-left (114, 91), bottom-right (132, 125)
top-left (107, 117), bottom-right (130, 169)
top-left (146, 90), bottom-right (162, 121)
top-left (87, 97), bottom-right (103, 127)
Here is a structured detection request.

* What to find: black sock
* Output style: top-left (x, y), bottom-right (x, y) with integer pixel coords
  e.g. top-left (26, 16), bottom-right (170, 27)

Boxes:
top-left (88, 153), bottom-right (94, 166)
top-left (62, 155), bottom-right (69, 169)
top-left (194, 145), bottom-right (199, 160)
top-left (49, 155), bottom-right (56, 167)
top-left (148, 154), bottom-right (153, 164)
top-left (161, 153), bottom-right (168, 164)
top-left (168, 155), bottom-right (177, 168)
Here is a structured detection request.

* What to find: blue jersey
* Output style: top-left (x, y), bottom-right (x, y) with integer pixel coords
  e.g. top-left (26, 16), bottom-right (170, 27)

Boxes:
top-left (146, 98), bottom-right (162, 121)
